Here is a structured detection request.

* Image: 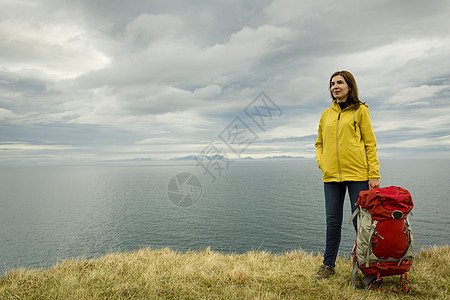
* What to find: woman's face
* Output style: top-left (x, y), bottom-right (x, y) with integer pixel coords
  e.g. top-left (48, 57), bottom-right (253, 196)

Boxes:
top-left (330, 75), bottom-right (350, 102)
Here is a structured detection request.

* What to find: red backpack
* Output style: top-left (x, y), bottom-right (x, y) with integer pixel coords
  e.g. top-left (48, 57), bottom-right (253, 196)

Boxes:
top-left (350, 186), bottom-right (414, 293)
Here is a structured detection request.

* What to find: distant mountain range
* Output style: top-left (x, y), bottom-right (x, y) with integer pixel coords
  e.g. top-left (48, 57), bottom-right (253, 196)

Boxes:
top-left (169, 154), bottom-right (228, 161)
top-left (262, 155), bottom-right (304, 159)
top-left (169, 155), bottom-right (303, 160)
top-left (102, 155), bottom-right (305, 163)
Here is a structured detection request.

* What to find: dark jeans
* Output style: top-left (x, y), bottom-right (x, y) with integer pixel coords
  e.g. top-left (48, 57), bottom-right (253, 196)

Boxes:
top-left (323, 181), bottom-right (369, 268)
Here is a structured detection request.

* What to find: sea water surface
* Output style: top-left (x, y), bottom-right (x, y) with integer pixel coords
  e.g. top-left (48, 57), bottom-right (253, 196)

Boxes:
top-left (0, 158), bottom-right (449, 274)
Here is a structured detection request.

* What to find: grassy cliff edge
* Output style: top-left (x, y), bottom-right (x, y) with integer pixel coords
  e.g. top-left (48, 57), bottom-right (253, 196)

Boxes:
top-left (1, 246), bottom-right (448, 299)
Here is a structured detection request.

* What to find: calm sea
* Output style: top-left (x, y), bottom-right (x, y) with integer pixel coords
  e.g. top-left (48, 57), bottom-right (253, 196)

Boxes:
top-left (0, 158), bottom-right (449, 274)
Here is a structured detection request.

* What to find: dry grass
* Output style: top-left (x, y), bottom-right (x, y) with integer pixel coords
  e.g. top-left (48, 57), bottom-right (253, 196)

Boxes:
top-left (0, 246), bottom-right (448, 299)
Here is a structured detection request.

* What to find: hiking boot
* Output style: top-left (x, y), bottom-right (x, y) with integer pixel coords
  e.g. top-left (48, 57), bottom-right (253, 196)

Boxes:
top-left (312, 265), bottom-right (335, 279)
top-left (360, 275), bottom-right (376, 289)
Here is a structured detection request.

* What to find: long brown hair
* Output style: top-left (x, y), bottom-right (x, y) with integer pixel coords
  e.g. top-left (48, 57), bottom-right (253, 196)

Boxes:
top-left (329, 70), bottom-right (361, 105)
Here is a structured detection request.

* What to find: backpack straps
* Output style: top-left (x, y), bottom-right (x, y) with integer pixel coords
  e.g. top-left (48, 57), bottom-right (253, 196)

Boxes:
top-left (351, 258), bottom-right (359, 288)
top-left (365, 220), bottom-right (378, 267)
top-left (370, 272), bottom-right (411, 294)
top-left (397, 219), bottom-right (413, 266)
top-left (348, 206), bottom-right (360, 224)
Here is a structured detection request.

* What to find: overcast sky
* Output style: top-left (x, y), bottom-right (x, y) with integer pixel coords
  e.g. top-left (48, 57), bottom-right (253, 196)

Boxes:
top-left (1, 0), bottom-right (450, 164)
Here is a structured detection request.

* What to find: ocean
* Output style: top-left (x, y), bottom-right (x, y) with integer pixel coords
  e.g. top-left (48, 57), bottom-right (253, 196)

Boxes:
top-left (0, 158), bottom-right (449, 274)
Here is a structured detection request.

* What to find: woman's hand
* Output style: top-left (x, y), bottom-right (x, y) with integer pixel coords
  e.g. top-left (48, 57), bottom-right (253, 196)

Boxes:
top-left (369, 180), bottom-right (380, 190)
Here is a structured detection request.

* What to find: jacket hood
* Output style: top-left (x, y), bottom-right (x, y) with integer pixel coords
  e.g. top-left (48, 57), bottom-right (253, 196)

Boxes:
top-left (331, 100), bottom-right (368, 111)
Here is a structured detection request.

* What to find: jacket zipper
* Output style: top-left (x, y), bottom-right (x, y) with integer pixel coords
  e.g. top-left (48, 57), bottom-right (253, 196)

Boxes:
top-left (336, 111), bottom-right (342, 181)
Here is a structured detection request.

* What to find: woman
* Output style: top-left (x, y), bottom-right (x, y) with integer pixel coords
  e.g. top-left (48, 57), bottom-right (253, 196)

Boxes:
top-left (313, 70), bottom-right (380, 279)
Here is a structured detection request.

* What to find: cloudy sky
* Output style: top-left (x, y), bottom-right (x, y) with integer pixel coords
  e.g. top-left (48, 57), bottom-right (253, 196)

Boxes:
top-left (1, 0), bottom-right (450, 164)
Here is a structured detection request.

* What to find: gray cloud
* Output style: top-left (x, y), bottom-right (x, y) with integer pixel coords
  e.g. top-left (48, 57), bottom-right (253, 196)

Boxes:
top-left (1, 0), bottom-right (450, 164)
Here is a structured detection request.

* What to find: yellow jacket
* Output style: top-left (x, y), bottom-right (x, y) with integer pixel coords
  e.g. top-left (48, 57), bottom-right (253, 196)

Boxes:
top-left (315, 101), bottom-right (380, 182)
